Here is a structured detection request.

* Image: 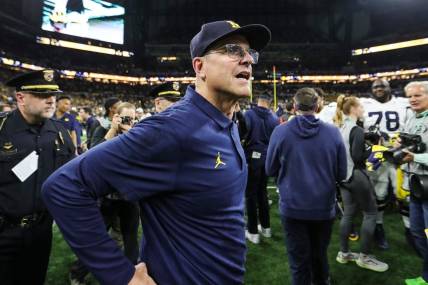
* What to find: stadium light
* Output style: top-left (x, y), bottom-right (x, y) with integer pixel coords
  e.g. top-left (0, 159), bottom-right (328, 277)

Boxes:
top-left (3, 55), bottom-right (428, 85)
top-left (36, 36), bottom-right (133, 57)
top-left (352, 38), bottom-right (428, 56)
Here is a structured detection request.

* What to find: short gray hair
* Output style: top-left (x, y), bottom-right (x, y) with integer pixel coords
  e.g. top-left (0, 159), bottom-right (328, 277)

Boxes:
top-left (404, 81), bottom-right (428, 95)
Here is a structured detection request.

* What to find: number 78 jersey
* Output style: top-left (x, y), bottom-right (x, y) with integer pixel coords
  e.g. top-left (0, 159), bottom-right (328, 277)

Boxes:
top-left (361, 97), bottom-right (411, 135)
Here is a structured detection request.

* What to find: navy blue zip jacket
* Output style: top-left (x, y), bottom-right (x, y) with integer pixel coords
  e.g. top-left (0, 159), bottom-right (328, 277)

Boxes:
top-left (244, 105), bottom-right (279, 161)
top-left (265, 115), bottom-right (347, 220)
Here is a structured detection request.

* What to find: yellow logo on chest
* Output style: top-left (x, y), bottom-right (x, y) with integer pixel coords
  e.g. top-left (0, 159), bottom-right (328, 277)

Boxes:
top-left (215, 152), bottom-right (226, 169)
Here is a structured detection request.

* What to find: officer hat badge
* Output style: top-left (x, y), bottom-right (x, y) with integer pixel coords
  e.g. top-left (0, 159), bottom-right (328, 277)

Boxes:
top-left (173, 82), bottom-right (180, 91)
top-left (43, 70), bottom-right (54, 82)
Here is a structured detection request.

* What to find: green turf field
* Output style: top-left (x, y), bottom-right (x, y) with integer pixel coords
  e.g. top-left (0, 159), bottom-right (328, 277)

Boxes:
top-left (46, 186), bottom-right (421, 285)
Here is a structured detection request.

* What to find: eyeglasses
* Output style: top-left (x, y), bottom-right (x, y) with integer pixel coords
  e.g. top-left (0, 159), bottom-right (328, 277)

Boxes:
top-left (206, 44), bottom-right (259, 64)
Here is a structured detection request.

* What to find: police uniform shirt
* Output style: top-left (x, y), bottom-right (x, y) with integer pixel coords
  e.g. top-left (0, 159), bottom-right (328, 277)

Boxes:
top-left (42, 86), bottom-right (248, 285)
top-left (0, 110), bottom-right (74, 216)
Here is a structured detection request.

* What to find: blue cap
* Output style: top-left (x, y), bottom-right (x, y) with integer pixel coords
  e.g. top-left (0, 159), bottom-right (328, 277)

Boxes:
top-left (190, 20), bottom-right (271, 59)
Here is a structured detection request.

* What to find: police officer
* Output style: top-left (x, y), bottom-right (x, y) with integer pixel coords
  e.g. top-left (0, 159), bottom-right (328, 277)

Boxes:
top-left (244, 92), bottom-right (279, 244)
top-left (0, 69), bottom-right (75, 285)
top-left (42, 20), bottom-right (271, 285)
top-left (150, 81), bottom-right (183, 113)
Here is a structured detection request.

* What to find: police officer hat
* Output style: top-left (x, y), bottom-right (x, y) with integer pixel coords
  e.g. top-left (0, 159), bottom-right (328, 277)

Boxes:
top-left (149, 82), bottom-right (183, 102)
top-left (190, 20), bottom-right (271, 59)
top-left (5, 69), bottom-right (62, 94)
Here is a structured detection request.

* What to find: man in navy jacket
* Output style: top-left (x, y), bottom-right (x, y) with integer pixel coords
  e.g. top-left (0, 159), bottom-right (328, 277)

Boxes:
top-left (42, 20), bottom-right (271, 285)
top-left (244, 92), bottom-right (279, 244)
top-left (266, 87), bottom-right (347, 285)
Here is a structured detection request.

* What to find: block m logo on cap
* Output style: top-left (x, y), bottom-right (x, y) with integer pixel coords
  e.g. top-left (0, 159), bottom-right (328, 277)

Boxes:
top-left (227, 21), bottom-right (240, 29)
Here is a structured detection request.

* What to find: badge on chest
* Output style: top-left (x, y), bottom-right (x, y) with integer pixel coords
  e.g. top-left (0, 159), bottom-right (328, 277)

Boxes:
top-left (1, 141), bottom-right (17, 154)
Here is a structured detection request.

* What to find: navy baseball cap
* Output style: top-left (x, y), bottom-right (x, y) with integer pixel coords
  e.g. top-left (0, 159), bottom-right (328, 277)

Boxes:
top-left (190, 20), bottom-right (271, 59)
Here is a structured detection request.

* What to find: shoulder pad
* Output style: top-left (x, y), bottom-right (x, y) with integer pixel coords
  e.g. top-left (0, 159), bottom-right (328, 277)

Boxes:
top-left (395, 96), bottom-right (410, 103)
top-left (360, 97), bottom-right (374, 104)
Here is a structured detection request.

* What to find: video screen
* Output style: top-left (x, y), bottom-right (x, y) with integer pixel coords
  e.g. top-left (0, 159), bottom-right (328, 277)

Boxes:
top-left (41, 0), bottom-right (125, 45)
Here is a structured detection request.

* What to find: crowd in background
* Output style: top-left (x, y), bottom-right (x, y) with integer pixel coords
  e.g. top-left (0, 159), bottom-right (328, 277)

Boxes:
top-left (0, 64), bottom-right (425, 285)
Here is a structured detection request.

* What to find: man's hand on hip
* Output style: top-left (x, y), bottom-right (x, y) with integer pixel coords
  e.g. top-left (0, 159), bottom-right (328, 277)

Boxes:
top-left (128, 263), bottom-right (157, 285)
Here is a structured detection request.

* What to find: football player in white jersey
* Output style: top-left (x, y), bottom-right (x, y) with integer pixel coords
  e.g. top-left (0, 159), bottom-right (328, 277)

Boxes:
top-left (361, 78), bottom-right (411, 250)
top-left (318, 101), bottom-right (337, 125)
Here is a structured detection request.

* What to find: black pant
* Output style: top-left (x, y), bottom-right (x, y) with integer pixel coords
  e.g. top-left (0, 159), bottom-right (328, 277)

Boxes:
top-left (245, 161), bottom-right (270, 234)
top-left (0, 214), bottom-right (53, 285)
top-left (281, 216), bottom-right (334, 285)
top-left (340, 169), bottom-right (377, 254)
top-left (101, 198), bottom-right (140, 264)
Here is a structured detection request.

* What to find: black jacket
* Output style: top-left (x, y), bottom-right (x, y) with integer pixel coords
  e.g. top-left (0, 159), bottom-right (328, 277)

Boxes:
top-left (0, 110), bottom-right (75, 216)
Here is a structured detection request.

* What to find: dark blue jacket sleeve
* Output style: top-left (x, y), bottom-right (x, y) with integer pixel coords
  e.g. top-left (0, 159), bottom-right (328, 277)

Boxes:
top-left (42, 116), bottom-right (181, 285)
top-left (335, 128), bottom-right (347, 182)
top-left (265, 126), bottom-right (282, 177)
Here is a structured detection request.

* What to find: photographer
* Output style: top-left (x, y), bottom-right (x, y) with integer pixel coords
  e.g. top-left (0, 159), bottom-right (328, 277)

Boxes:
top-left (333, 95), bottom-right (388, 272)
top-left (401, 81), bottom-right (428, 285)
top-left (104, 103), bottom-right (136, 140)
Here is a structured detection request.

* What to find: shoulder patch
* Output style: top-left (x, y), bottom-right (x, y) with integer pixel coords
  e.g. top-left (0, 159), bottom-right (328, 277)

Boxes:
top-left (0, 111), bottom-right (11, 132)
top-left (0, 111), bottom-right (11, 118)
top-left (360, 98), bottom-right (374, 104)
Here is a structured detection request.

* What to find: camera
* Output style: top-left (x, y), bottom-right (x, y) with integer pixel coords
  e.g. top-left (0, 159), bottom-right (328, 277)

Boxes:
top-left (383, 133), bottom-right (426, 164)
top-left (410, 174), bottom-right (428, 200)
top-left (120, 116), bottom-right (133, 125)
top-left (364, 125), bottom-right (388, 145)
